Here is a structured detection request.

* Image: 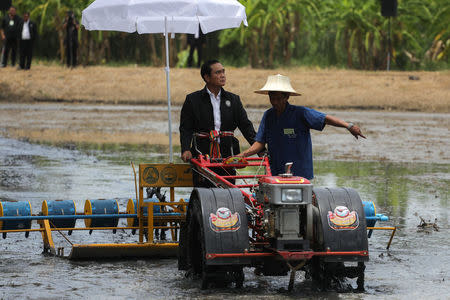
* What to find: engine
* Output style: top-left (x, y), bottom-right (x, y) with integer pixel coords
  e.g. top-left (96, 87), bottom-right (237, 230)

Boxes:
top-left (255, 166), bottom-right (313, 251)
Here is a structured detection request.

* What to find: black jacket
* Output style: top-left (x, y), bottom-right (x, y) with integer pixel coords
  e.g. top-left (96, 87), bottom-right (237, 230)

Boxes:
top-left (180, 87), bottom-right (256, 158)
top-left (1, 15), bottom-right (21, 39)
top-left (18, 20), bottom-right (37, 42)
top-left (63, 18), bottom-right (79, 46)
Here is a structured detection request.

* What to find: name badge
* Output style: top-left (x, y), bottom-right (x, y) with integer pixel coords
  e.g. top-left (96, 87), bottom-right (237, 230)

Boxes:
top-left (284, 128), bottom-right (297, 138)
top-left (9, 20), bottom-right (14, 26)
top-left (284, 128), bottom-right (295, 135)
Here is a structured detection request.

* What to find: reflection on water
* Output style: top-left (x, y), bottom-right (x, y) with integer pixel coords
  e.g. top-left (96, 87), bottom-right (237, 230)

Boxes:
top-left (314, 160), bottom-right (449, 228)
top-left (0, 137), bottom-right (448, 299)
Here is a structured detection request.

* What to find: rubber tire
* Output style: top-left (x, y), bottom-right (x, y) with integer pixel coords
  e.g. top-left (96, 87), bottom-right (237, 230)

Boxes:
top-left (187, 192), bottom-right (245, 289)
top-left (307, 196), bottom-right (351, 291)
top-left (187, 197), bottom-right (207, 278)
top-left (233, 269), bottom-right (245, 288)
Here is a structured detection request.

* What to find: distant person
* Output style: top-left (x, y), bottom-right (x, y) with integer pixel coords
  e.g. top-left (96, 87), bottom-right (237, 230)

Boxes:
top-left (237, 74), bottom-right (366, 179)
top-left (0, 6), bottom-right (21, 68)
top-left (187, 28), bottom-right (205, 68)
top-left (18, 12), bottom-right (37, 70)
top-left (63, 11), bottom-right (79, 68)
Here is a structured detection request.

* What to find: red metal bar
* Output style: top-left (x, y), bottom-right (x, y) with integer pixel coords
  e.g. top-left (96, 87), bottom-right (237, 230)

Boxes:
top-left (206, 250), bottom-right (369, 260)
top-left (222, 175), bottom-right (269, 179)
top-left (235, 184), bottom-right (259, 188)
top-left (198, 163), bottom-right (268, 169)
top-left (206, 252), bottom-right (274, 259)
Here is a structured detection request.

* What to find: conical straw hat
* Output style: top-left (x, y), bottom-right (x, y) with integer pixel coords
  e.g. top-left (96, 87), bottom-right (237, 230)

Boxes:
top-left (255, 74), bottom-right (301, 96)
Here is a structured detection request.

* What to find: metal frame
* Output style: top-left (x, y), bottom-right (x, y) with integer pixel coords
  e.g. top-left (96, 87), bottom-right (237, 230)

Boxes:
top-left (0, 159), bottom-right (396, 259)
top-left (189, 154), bottom-right (396, 261)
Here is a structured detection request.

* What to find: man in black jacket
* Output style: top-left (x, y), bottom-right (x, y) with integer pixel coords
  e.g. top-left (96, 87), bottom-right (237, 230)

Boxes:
top-left (63, 11), bottom-right (79, 68)
top-left (1, 6), bottom-right (21, 67)
top-left (186, 28), bottom-right (205, 68)
top-left (18, 12), bottom-right (37, 70)
top-left (179, 60), bottom-right (256, 186)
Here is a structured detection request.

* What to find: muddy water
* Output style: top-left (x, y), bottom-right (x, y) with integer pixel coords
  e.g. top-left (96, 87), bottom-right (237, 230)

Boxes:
top-left (0, 107), bottom-right (449, 299)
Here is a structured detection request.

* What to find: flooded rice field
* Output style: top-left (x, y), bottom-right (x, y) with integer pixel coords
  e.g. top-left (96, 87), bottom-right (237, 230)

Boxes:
top-left (0, 104), bottom-right (448, 299)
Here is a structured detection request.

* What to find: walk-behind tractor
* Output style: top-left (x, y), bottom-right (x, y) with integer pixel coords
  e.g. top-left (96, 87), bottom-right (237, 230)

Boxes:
top-left (0, 132), bottom-right (395, 291)
top-left (177, 151), bottom-right (394, 290)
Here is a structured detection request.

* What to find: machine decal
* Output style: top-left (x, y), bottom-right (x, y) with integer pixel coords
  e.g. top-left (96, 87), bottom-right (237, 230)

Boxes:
top-left (161, 166), bottom-right (177, 184)
top-left (143, 166), bottom-right (159, 184)
top-left (209, 207), bottom-right (241, 233)
top-left (327, 206), bottom-right (359, 230)
top-left (275, 178), bottom-right (305, 184)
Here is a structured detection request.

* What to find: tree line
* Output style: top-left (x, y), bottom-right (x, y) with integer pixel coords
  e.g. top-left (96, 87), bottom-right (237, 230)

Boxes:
top-left (2, 0), bottom-right (448, 70)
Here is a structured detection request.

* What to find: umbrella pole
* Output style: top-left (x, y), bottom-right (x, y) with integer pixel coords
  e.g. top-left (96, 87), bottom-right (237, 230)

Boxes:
top-left (164, 16), bottom-right (173, 163)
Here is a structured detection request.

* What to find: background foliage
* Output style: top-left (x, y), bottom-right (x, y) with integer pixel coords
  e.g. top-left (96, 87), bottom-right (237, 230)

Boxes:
top-left (1, 0), bottom-right (448, 70)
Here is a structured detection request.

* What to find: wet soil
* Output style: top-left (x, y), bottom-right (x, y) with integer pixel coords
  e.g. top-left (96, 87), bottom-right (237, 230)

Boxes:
top-left (0, 103), bottom-right (449, 164)
top-left (0, 104), bottom-right (448, 299)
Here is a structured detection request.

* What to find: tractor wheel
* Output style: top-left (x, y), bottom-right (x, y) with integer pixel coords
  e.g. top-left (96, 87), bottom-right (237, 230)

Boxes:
top-left (187, 197), bottom-right (210, 288)
top-left (187, 189), bottom-right (246, 289)
top-left (307, 249), bottom-right (347, 291)
top-left (306, 203), bottom-right (321, 246)
top-left (306, 188), bottom-right (367, 291)
top-left (232, 268), bottom-right (245, 288)
top-left (308, 257), bottom-right (364, 291)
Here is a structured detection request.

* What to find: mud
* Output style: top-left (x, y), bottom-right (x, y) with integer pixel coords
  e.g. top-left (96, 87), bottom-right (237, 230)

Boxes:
top-left (0, 103), bottom-right (448, 164)
top-left (0, 104), bottom-right (448, 299)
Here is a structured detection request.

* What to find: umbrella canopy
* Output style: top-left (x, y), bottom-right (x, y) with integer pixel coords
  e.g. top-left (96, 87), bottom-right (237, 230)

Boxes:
top-left (82, 0), bottom-right (247, 162)
top-left (82, 0), bottom-right (247, 35)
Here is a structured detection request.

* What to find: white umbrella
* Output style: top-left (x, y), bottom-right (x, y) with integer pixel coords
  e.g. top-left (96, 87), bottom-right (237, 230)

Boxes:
top-left (82, 0), bottom-right (248, 162)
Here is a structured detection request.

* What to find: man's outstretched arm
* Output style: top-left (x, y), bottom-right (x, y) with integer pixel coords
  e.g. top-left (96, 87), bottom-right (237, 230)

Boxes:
top-left (325, 115), bottom-right (366, 139)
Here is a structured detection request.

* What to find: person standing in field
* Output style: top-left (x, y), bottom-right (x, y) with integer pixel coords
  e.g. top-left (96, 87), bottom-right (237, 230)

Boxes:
top-left (179, 59), bottom-right (256, 186)
top-left (18, 12), bottom-right (37, 70)
top-left (1, 6), bottom-right (21, 68)
top-left (63, 11), bottom-right (79, 68)
top-left (187, 27), bottom-right (205, 68)
top-left (238, 74), bottom-right (366, 179)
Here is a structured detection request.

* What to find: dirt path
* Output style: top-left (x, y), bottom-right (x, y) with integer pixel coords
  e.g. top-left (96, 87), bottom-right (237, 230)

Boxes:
top-left (1, 65), bottom-right (449, 112)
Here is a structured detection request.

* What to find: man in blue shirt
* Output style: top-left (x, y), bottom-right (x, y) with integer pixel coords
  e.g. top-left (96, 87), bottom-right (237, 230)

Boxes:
top-left (237, 74), bottom-right (365, 179)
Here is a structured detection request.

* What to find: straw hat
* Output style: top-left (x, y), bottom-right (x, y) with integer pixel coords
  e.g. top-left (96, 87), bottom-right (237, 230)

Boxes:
top-left (255, 74), bottom-right (301, 96)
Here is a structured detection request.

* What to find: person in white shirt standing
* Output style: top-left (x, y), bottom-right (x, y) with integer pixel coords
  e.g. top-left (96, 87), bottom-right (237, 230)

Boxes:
top-left (18, 12), bottom-right (37, 70)
top-left (179, 60), bottom-right (257, 187)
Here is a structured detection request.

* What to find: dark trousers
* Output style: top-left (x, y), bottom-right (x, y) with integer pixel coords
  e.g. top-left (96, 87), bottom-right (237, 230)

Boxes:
top-left (66, 43), bottom-right (78, 67)
top-left (1, 38), bottom-right (18, 67)
top-left (187, 43), bottom-right (203, 68)
top-left (19, 40), bottom-right (33, 69)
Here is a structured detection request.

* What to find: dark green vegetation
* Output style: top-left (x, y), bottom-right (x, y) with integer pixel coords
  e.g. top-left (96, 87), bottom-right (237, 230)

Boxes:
top-left (2, 0), bottom-right (449, 70)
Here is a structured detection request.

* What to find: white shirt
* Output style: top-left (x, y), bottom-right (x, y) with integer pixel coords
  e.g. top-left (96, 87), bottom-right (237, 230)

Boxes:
top-left (22, 20), bottom-right (30, 40)
top-left (206, 87), bottom-right (221, 132)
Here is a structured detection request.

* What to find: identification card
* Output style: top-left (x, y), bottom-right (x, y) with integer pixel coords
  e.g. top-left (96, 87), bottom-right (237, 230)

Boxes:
top-left (284, 128), bottom-right (296, 138)
top-left (284, 128), bottom-right (295, 135)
